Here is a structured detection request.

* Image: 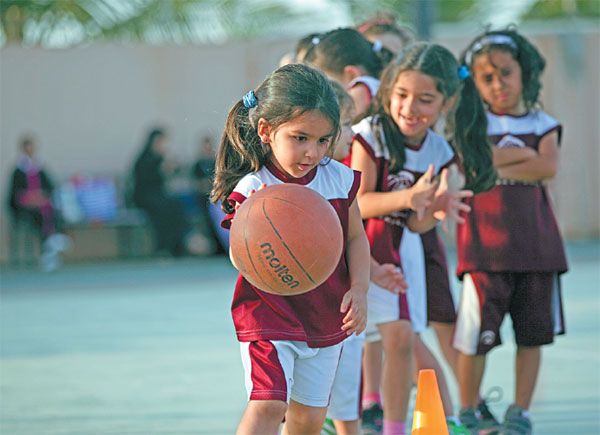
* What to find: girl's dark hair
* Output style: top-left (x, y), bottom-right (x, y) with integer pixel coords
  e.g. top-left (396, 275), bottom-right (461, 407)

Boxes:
top-left (461, 27), bottom-right (546, 110)
top-left (211, 63), bottom-right (340, 211)
top-left (368, 42), bottom-right (497, 193)
top-left (303, 28), bottom-right (385, 79)
top-left (295, 32), bottom-right (321, 62)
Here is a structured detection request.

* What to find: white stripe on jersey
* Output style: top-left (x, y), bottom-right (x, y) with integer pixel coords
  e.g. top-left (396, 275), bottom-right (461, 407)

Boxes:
top-left (487, 110), bottom-right (559, 137)
top-left (453, 273), bottom-right (482, 355)
top-left (347, 75), bottom-right (380, 97)
top-left (233, 159), bottom-right (355, 201)
top-left (353, 117), bottom-right (455, 175)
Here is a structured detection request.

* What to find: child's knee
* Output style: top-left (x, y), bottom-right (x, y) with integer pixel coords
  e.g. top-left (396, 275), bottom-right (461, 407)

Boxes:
top-left (249, 400), bottom-right (288, 422)
top-left (285, 404), bottom-right (327, 433)
top-left (382, 321), bottom-right (413, 355)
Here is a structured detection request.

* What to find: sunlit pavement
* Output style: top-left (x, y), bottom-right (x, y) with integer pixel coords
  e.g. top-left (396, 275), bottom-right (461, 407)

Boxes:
top-left (1, 241), bottom-right (598, 434)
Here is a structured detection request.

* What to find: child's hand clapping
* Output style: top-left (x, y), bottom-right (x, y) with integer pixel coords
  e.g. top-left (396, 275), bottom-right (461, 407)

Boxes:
top-left (409, 164), bottom-right (438, 221)
top-left (431, 169), bottom-right (473, 232)
top-left (371, 262), bottom-right (408, 294)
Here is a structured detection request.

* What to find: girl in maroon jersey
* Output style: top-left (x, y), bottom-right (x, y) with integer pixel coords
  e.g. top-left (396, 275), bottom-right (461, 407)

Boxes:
top-left (454, 28), bottom-right (568, 435)
top-left (211, 63), bottom-right (371, 435)
top-left (351, 42), bottom-right (495, 434)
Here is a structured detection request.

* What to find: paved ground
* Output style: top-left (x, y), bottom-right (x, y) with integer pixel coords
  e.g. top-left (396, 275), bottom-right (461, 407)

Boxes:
top-left (1, 240), bottom-right (598, 434)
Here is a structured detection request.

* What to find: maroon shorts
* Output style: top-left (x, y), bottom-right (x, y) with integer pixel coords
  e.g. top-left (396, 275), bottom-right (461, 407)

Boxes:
top-left (422, 229), bottom-right (456, 324)
top-left (425, 245), bottom-right (456, 324)
top-left (453, 271), bottom-right (565, 355)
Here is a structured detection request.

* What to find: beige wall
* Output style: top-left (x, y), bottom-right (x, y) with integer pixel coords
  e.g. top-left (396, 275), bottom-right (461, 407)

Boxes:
top-left (1, 23), bottom-right (598, 262)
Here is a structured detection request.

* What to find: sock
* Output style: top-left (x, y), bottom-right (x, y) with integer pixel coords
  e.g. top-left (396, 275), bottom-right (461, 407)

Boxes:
top-left (383, 420), bottom-right (405, 435)
top-left (362, 393), bottom-right (382, 409)
top-left (446, 416), bottom-right (461, 425)
top-left (521, 410), bottom-right (531, 418)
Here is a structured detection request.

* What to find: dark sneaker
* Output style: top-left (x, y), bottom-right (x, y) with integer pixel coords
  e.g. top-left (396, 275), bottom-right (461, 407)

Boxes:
top-left (497, 405), bottom-right (532, 435)
top-left (478, 386), bottom-right (502, 433)
top-left (361, 402), bottom-right (383, 435)
top-left (321, 417), bottom-right (337, 435)
top-left (458, 407), bottom-right (480, 434)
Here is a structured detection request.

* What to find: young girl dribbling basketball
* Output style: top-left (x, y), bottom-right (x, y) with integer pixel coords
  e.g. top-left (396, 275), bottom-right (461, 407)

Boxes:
top-left (454, 28), bottom-right (568, 435)
top-left (211, 63), bottom-right (370, 435)
top-left (351, 42), bottom-right (496, 434)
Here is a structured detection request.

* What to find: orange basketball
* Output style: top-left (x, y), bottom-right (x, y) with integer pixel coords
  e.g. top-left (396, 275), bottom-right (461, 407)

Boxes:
top-left (230, 183), bottom-right (344, 296)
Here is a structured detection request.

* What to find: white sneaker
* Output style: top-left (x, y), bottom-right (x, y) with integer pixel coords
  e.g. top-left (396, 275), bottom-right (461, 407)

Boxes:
top-left (43, 233), bottom-right (72, 253)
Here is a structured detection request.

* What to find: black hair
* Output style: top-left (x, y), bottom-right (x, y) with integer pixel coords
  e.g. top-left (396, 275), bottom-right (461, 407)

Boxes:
top-left (461, 26), bottom-right (546, 110)
top-left (368, 42), bottom-right (497, 193)
top-left (303, 28), bottom-right (385, 79)
top-left (211, 63), bottom-right (340, 211)
top-left (295, 32), bottom-right (321, 62)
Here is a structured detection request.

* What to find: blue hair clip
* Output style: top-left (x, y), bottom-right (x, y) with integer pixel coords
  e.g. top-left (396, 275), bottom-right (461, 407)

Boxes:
top-left (458, 65), bottom-right (470, 80)
top-left (243, 90), bottom-right (258, 108)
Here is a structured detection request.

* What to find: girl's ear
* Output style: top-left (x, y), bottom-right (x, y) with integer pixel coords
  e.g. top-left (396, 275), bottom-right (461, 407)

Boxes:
top-left (442, 95), bottom-right (457, 115)
top-left (343, 65), bottom-right (364, 83)
top-left (257, 118), bottom-right (272, 143)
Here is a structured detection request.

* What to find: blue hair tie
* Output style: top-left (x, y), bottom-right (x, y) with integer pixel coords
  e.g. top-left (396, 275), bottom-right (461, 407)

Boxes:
top-left (458, 65), bottom-right (470, 80)
top-left (243, 90), bottom-right (258, 108)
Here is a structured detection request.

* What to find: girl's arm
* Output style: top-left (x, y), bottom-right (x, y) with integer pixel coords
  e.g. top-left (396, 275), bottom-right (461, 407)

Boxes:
top-left (492, 146), bottom-right (538, 167)
top-left (351, 141), bottom-right (437, 220)
top-left (496, 131), bottom-right (560, 181)
top-left (340, 198), bottom-right (371, 336)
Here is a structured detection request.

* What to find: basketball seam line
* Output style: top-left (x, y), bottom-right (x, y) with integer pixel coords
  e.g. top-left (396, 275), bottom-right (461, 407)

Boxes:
top-left (244, 200), bottom-right (278, 293)
top-left (262, 201), bottom-right (316, 285)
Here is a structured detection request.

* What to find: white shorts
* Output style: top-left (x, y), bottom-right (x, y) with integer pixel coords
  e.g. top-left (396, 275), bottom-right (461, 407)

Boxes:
top-left (365, 282), bottom-right (400, 343)
top-left (327, 332), bottom-right (365, 421)
top-left (400, 228), bottom-right (428, 333)
top-left (240, 340), bottom-right (343, 407)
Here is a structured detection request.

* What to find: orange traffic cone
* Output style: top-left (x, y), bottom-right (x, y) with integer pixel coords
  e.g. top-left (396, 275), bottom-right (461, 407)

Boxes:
top-left (412, 369), bottom-right (448, 434)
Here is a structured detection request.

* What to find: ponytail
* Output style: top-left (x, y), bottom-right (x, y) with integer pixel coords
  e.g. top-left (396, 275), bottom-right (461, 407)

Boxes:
top-left (210, 100), bottom-right (270, 213)
top-left (451, 75), bottom-right (497, 193)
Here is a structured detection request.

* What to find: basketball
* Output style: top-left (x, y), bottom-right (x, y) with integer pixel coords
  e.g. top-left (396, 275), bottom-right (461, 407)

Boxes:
top-left (229, 183), bottom-right (344, 296)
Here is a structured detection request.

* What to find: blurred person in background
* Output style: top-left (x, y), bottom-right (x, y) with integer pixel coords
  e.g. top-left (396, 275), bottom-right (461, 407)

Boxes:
top-left (8, 136), bottom-right (70, 270)
top-left (357, 12), bottom-right (416, 59)
top-left (132, 127), bottom-right (209, 257)
top-left (192, 134), bottom-right (224, 253)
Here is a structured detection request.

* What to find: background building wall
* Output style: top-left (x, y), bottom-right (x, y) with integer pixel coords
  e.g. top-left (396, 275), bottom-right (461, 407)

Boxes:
top-left (1, 24), bottom-right (598, 262)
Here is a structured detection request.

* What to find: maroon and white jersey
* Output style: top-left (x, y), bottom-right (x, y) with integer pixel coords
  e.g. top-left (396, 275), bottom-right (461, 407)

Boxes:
top-left (348, 76), bottom-right (380, 102)
top-left (222, 159), bottom-right (361, 348)
top-left (352, 117), bottom-right (455, 267)
top-left (456, 110), bottom-right (568, 276)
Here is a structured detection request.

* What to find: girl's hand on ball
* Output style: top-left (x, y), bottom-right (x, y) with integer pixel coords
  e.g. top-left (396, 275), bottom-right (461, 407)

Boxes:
top-left (340, 287), bottom-right (368, 336)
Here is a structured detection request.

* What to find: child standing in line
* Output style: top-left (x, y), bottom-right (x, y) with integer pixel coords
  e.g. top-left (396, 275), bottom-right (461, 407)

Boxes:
top-left (356, 14), bottom-right (416, 63)
top-left (454, 28), bottom-right (568, 435)
top-left (321, 81), bottom-right (408, 435)
top-left (304, 27), bottom-right (385, 119)
top-left (351, 42), bottom-right (495, 435)
top-left (211, 63), bottom-right (370, 435)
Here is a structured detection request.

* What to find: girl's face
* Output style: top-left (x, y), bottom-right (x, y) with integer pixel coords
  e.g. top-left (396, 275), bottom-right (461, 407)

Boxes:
top-left (388, 70), bottom-right (446, 145)
top-left (332, 106), bottom-right (355, 161)
top-left (472, 49), bottom-right (525, 116)
top-left (258, 110), bottom-right (334, 178)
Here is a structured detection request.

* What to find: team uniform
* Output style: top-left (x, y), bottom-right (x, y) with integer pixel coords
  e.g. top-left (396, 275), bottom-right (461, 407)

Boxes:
top-left (221, 159), bottom-right (360, 407)
top-left (453, 110), bottom-right (568, 355)
top-left (348, 75), bottom-right (381, 101)
top-left (353, 117), bottom-right (457, 339)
